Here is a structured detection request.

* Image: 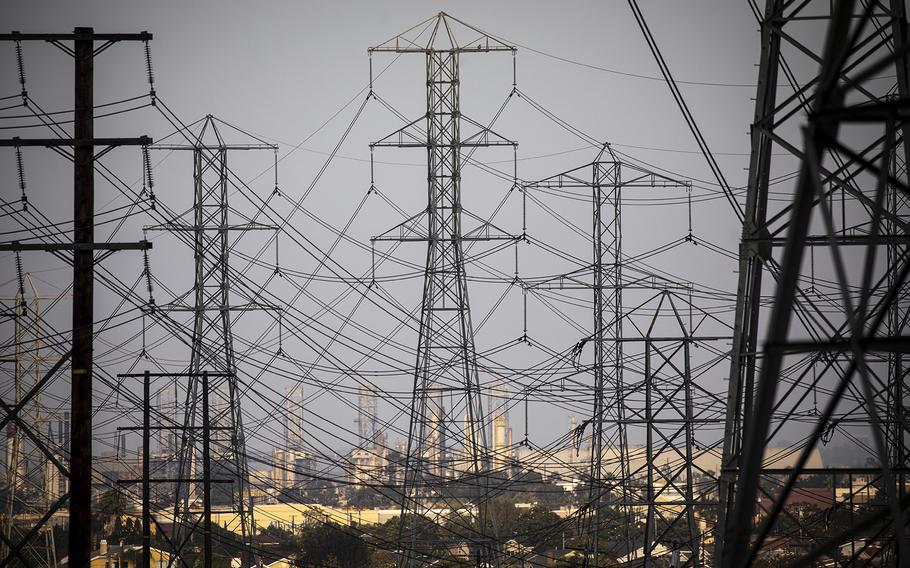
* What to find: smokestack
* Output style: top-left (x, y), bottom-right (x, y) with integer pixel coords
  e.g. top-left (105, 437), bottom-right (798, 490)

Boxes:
top-left (284, 384), bottom-right (305, 451)
top-left (358, 385), bottom-right (379, 451)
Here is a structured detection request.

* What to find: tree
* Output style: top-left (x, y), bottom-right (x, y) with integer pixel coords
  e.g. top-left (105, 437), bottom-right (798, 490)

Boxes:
top-left (348, 487), bottom-right (388, 509)
top-left (474, 498), bottom-right (520, 538)
top-left (301, 479), bottom-right (340, 506)
top-left (514, 506), bottom-right (564, 550)
top-left (296, 522), bottom-right (372, 568)
top-left (95, 487), bottom-right (129, 534)
top-left (753, 551), bottom-right (802, 568)
top-left (508, 470), bottom-right (574, 509)
top-left (109, 516), bottom-right (143, 545)
top-left (367, 514), bottom-right (453, 564)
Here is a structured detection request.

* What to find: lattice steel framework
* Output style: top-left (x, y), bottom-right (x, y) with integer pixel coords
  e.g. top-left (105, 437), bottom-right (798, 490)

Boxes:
top-left (369, 12), bottom-right (518, 567)
top-left (621, 290), bottom-right (728, 567)
top-left (0, 276), bottom-right (62, 568)
top-left (717, 1), bottom-right (910, 566)
top-left (148, 117), bottom-right (277, 567)
top-left (528, 155), bottom-right (696, 566)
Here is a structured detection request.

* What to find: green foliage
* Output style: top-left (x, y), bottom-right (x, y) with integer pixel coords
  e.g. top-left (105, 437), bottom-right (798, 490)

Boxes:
top-left (493, 470), bottom-right (576, 510)
top-left (260, 523), bottom-right (296, 543)
top-left (514, 506), bottom-right (565, 550)
top-left (347, 487), bottom-right (388, 509)
top-left (109, 516), bottom-right (143, 545)
top-left (371, 514), bottom-right (452, 562)
top-left (292, 502), bottom-right (637, 566)
top-left (296, 522), bottom-right (372, 568)
top-left (795, 473), bottom-right (833, 488)
top-left (96, 487), bottom-right (129, 517)
top-left (94, 487), bottom-right (129, 534)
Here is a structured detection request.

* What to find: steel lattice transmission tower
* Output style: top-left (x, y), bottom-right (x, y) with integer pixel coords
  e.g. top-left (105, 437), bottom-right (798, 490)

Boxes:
top-left (716, 1), bottom-right (910, 566)
top-left (1, 274), bottom-right (62, 568)
top-left (369, 12), bottom-right (518, 566)
top-left (148, 116), bottom-right (277, 567)
top-left (528, 152), bottom-right (694, 565)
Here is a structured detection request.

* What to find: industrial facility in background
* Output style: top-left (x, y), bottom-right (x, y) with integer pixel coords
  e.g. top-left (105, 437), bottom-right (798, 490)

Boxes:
top-left (1, 2), bottom-right (909, 568)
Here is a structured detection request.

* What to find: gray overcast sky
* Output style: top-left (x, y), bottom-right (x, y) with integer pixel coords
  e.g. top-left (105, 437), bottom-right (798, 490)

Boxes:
top-left (1, 2), bottom-right (787, 464)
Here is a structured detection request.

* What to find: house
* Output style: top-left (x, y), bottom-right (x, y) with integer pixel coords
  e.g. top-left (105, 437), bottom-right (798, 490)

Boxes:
top-left (57, 540), bottom-right (171, 568)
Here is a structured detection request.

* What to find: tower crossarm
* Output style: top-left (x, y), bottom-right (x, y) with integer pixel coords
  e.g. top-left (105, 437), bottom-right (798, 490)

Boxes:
top-left (368, 12), bottom-right (515, 54)
top-left (371, 113), bottom-right (517, 149)
top-left (526, 160), bottom-right (690, 191)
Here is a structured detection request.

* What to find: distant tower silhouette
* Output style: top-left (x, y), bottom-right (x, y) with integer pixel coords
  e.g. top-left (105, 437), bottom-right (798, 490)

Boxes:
top-left (356, 385), bottom-right (378, 448)
top-left (285, 384), bottom-right (305, 451)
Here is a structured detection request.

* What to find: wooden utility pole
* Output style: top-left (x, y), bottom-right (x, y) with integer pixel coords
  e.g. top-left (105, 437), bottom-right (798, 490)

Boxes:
top-left (116, 371), bottom-right (235, 568)
top-left (0, 27), bottom-right (153, 568)
top-left (70, 28), bottom-right (95, 568)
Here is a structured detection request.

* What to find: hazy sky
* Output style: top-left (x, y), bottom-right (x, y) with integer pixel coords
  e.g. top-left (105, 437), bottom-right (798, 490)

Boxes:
top-left (0, 2), bottom-right (787, 470)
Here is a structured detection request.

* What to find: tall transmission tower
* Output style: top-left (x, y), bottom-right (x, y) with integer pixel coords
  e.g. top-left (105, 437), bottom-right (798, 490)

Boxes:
top-left (528, 150), bottom-right (692, 565)
top-left (369, 12), bottom-right (518, 566)
top-left (717, 1), bottom-right (910, 565)
top-left (619, 290), bottom-right (728, 567)
top-left (1, 273), bottom-right (63, 568)
top-left (148, 116), bottom-right (277, 566)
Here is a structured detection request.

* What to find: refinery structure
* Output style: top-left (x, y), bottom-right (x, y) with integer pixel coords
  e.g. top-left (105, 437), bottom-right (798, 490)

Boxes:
top-left (1, 2), bottom-right (910, 568)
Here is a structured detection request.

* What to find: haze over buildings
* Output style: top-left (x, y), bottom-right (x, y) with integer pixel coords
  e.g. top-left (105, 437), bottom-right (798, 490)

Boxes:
top-left (1, 2), bottom-right (908, 568)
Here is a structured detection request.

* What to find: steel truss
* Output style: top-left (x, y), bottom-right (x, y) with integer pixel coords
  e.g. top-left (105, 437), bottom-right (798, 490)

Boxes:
top-left (147, 117), bottom-right (277, 567)
top-left (620, 291), bottom-right (729, 567)
top-left (0, 276), bottom-right (65, 568)
top-left (369, 12), bottom-right (518, 567)
top-left (717, 1), bottom-right (910, 566)
top-left (528, 154), bottom-right (716, 566)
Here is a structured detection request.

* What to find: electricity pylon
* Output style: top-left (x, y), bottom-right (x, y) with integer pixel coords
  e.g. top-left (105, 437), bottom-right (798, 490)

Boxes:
top-left (1, 273), bottom-right (64, 568)
top-left (717, 1), bottom-right (910, 565)
top-left (148, 116), bottom-right (277, 567)
top-left (527, 150), bottom-right (693, 565)
top-left (369, 13), bottom-right (517, 567)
